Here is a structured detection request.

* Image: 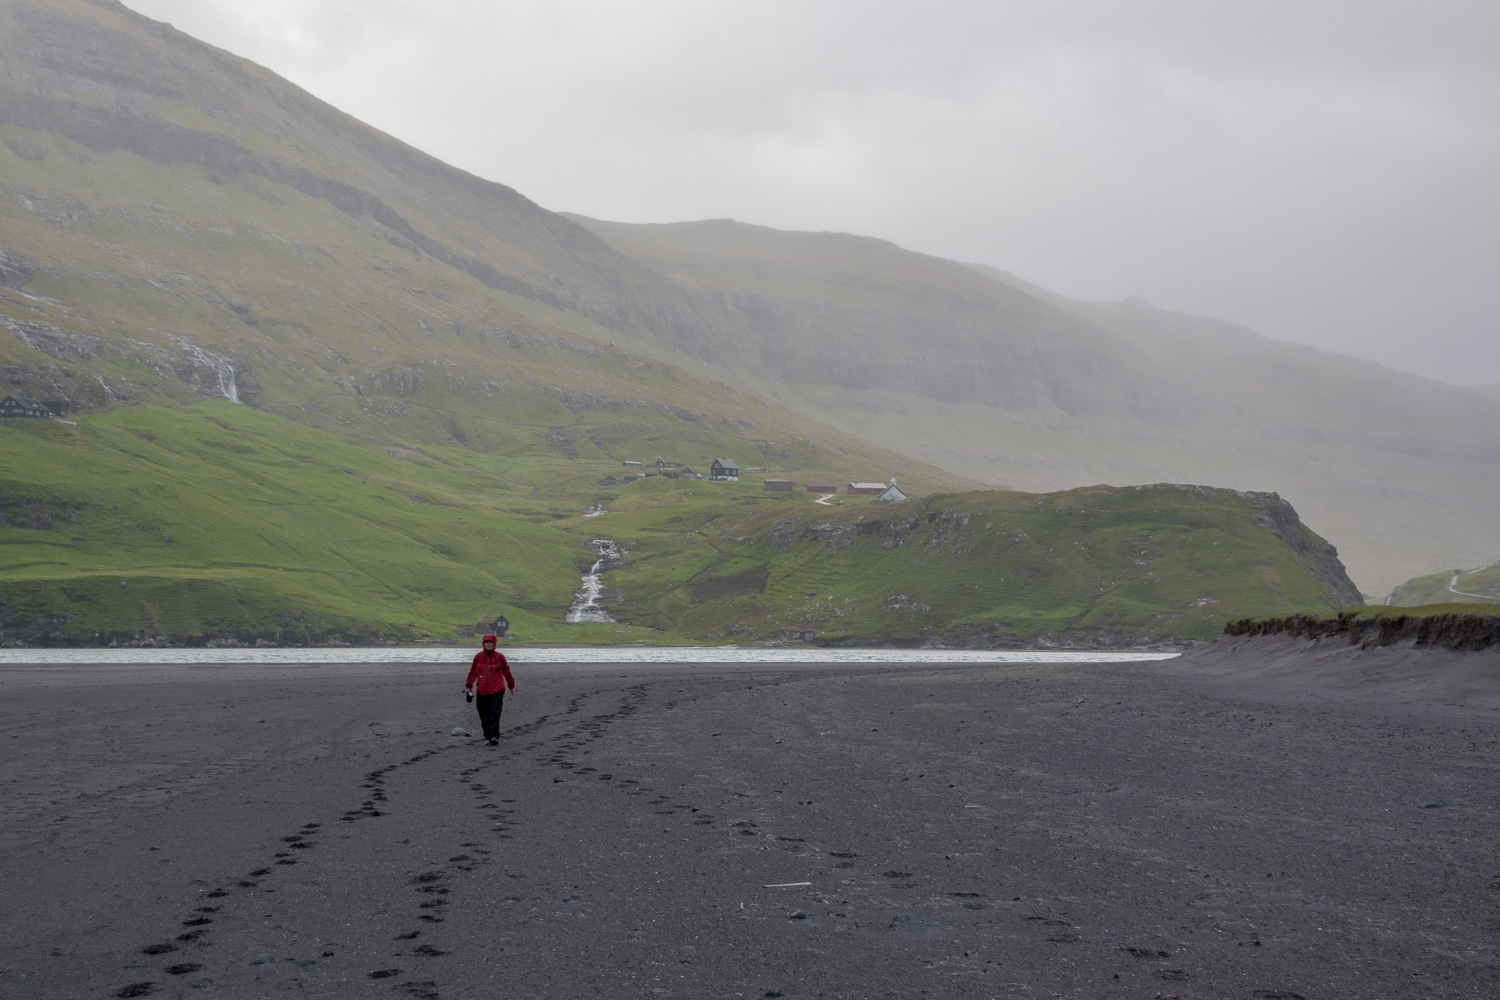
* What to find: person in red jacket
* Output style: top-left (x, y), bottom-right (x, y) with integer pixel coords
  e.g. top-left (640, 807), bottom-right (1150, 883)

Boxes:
top-left (464, 634), bottom-right (515, 746)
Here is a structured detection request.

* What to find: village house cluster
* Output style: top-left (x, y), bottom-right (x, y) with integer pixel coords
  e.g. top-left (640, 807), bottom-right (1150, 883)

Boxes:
top-left (605, 456), bottom-right (908, 502)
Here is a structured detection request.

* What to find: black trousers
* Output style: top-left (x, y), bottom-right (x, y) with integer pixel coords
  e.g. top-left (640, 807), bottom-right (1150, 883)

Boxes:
top-left (475, 691), bottom-right (505, 740)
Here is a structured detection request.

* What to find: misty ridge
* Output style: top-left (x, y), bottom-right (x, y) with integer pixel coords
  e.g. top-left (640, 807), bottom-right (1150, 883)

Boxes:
top-left (1, 0), bottom-right (1498, 608)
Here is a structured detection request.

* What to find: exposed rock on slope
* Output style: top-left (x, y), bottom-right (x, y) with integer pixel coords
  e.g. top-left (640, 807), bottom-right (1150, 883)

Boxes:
top-left (1225, 610), bottom-right (1500, 653)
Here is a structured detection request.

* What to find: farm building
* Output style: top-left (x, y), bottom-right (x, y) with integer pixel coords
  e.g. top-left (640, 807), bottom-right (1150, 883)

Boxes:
top-left (805, 483), bottom-right (836, 493)
top-left (710, 458), bottom-right (739, 481)
top-left (0, 396), bottom-right (62, 419)
top-left (847, 482), bottom-right (886, 496)
top-left (470, 614), bottom-right (510, 637)
top-left (763, 479), bottom-right (794, 491)
top-left (622, 460), bottom-right (643, 468)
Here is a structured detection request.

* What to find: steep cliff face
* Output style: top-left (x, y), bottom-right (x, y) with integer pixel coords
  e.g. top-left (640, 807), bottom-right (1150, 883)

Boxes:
top-left (1224, 489), bottom-right (1363, 608)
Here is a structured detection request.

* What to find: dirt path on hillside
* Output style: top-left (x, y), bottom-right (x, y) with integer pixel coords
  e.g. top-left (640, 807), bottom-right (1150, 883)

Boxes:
top-left (1448, 571), bottom-right (1500, 602)
top-left (2, 653), bottom-right (1497, 999)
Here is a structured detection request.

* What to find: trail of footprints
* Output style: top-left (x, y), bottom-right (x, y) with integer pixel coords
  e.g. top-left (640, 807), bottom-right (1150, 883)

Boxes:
top-left (117, 816), bottom-right (328, 998)
top-left (356, 689), bottom-right (652, 998)
top-left (110, 680), bottom-right (1132, 998)
top-left (114, 745), bottom-right (445, 998)
top-left (109, 689), bottom-right (648, 998)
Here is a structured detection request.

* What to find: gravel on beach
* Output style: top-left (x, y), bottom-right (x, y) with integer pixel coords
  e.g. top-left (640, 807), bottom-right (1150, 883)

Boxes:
top-left (1, 648), bottom-right (1497, 999)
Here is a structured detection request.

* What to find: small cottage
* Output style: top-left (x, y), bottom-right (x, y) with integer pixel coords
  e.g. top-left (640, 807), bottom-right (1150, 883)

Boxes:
top-left (471, 614), bottom-right (510, 637)
top-left (0, 396), bottom-right (61, 419)
top-left (710, 458), bottom-right (739, 481)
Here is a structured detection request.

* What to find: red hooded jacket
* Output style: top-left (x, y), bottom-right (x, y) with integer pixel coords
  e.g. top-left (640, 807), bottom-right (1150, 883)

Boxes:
top-left (465, 635), bottom-right (515, 696)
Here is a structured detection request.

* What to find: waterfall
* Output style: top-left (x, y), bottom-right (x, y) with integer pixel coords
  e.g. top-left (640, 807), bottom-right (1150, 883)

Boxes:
top-left (169, 335), bottom-right (240, 403)
top-left (567, 539), bottom-right (622, 623)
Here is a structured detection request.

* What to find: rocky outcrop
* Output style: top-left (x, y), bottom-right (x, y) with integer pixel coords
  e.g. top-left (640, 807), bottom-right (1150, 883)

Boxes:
top-left (0, 250), bottom-right (34, 289)
top-left (2, 317), bottom-right (260, 406)
top-left (1232, 489), bottom-right (1364, 607)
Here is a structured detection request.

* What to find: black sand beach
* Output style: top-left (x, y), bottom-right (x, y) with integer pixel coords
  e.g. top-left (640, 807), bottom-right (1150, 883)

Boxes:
top-left (2, 649), bottom-right (1497, 999)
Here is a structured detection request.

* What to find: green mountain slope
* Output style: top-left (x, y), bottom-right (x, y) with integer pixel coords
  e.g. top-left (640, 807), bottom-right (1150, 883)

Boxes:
top-left (2, 402), bottom-right (599, 644)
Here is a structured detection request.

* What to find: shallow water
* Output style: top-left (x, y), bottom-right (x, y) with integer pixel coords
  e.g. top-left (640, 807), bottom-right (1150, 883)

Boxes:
top-left (0, 646), bottom-right (1176, 666)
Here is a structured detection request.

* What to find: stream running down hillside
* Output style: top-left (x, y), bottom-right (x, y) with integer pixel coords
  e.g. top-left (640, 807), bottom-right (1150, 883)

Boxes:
top-left (566, 540), bottom-right (622, 623)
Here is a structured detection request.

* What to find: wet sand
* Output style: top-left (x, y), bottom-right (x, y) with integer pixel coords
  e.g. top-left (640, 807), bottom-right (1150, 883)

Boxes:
top-left (2, 649), bottom-right (1497, 999)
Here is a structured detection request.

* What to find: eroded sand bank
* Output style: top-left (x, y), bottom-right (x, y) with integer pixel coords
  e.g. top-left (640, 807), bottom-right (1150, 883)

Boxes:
top-left (2, 651), bottom-right (1497, 998)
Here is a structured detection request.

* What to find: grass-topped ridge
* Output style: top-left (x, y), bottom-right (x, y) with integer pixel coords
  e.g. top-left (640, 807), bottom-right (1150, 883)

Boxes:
top-left (597, 483), bottom-right (1360, 647)
top-left (1224, 606), bottom-right (1500, 652)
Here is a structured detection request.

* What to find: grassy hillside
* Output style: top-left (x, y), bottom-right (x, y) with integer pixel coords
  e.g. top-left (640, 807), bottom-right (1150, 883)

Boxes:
top-left (2, 402), bottom-right (591, 644)
top-left (1388, 563), bottom-right (1500, 607)
top-left (595, 483), bottom-right (1359, 647)
top-left (0, 400), bottom-right (913, 645)
top-left (2, 405), bottom-right (1358, 646)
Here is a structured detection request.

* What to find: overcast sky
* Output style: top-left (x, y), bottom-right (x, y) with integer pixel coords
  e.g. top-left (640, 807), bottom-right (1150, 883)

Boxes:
top-left (124, 0), bottom-right (1500, 385)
